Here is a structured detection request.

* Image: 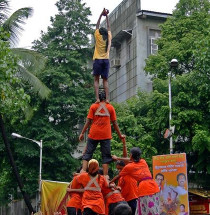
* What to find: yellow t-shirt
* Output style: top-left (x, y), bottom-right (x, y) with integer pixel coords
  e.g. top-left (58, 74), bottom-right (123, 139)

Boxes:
top-left (93, 29), bottom-right (112, 60)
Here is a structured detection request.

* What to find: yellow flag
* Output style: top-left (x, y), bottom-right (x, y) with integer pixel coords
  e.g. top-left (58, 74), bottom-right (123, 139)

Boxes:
top-left (41, 180), bottom-right (71, 215)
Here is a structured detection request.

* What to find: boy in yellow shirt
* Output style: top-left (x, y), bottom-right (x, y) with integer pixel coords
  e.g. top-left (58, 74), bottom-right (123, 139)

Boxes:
top-left (93, 8), bottom-right (112, 103)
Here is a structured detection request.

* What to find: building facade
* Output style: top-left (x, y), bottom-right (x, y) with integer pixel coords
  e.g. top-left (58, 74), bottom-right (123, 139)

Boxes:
top-left (101, 0), bottom-right (171, 103)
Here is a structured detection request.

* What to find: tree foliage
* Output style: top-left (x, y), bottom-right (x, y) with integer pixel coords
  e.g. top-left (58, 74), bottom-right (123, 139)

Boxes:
top-left (0, 28), bottom-right (30, 121)
top-left (0, 28), bottom-right (31, 205)
top-left (0, 0), bottom-right (95, 201)
top-left (144, 0), bottom-right (210, 186)
top-left (145, 0), bottom-right (210, 79)
top-left (0, 0), bottom-right (51, 99)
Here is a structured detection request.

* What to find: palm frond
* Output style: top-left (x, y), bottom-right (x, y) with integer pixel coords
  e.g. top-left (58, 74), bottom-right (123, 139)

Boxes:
top-left (24, 105), bottom-right (34, 120)
top-left (17, 65), bottom-right (51, 100)
top-left (0, 0), bottom-right (9, 24)
top-left (11, 48), bottom-right (47, 75)
top-left (2, 7), bottom-right (33, 46)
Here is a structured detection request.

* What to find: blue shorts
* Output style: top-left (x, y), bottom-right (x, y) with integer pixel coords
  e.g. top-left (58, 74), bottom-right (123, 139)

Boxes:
top-left (82, 138), bottom-right (113, 164)
top-left (93, 59), bottom-right (110, 79)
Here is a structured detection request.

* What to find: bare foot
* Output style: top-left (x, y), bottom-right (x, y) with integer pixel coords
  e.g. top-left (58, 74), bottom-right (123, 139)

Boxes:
top-left (105, 99), bottom-right (109, 103)
top-left (95, 99), bottom-right (100, 103)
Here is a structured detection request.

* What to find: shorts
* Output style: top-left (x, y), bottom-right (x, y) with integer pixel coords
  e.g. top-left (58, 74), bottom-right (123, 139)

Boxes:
top-left (127, 199), bottom-right (137, 215)
top-left (93, 59), bottom-right (110, 79)
top-left (67, 207), bottom-right (82, 215)
top-left (83, 208), bottom-right (97, 215)
top-left (82, 138), bottom-right (112, 164)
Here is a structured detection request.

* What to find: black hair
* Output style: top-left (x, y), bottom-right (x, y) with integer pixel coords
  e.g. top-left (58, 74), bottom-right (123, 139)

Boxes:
top-left (116, 160), bottom-right (125, 167)
top-left (99, 27), bottom-right (108, 52)
top-left (130, 147), bottom-right (141, 162)
top-left (99, 90), bottom-right (106, 101)
top-left (155, 173), bottom-right (164, 180)
top-left (176, 173), bottom-right (186, 181)
top-left (89, 170), bottom-right (98, 177)
top-left (180, 204), bottom-right (185, 208)
top-left (114, 203), bottom-right (132, 215)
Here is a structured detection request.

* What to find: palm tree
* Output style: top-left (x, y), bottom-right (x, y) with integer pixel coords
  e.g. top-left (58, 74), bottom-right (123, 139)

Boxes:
top-left (1, 1), bottom-right (50, 213)
top-left (0, 0), bottom-right (51, 99)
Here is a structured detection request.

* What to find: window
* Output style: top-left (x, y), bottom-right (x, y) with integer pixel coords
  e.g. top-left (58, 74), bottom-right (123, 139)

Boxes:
top-left (148, 29), bottom-right (161, 55)
top-left (150, 38), bottom-right (158, 55)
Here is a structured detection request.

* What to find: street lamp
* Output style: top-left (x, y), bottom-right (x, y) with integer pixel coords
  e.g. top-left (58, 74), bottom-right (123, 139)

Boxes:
top-left (11, 133), bottom-right (42, 211)
top-left (168, 59), bottom-right (178, 154)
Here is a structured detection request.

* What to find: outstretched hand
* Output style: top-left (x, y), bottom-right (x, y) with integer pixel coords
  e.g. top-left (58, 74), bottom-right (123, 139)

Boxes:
top-left (102, 8), bottom-right (109, 16)
top-left (112, 155), bottom-right (118, 161)
top-left (79, 133), bottom-right (84, 141)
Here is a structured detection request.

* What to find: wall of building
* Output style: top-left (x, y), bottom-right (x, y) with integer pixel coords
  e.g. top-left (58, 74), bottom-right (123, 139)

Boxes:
top-left (136, 16), bottom-right (166, 93)
top-left (100, 0), bottom-right (170, 103)
top-left (106, 0), bottom-right (139, 103)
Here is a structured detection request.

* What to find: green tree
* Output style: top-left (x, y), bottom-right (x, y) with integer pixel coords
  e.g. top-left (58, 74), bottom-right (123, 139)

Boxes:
top-left (0, 0), bottom-right (51, 99)
top-left (145, 0), bottom-right (210, 79)
top-left (2, 0), bottom-right (95, 201)
top-left (144, 0), bottom-right (210, 186)
top-left (0, 28), bottom-right (35, 213)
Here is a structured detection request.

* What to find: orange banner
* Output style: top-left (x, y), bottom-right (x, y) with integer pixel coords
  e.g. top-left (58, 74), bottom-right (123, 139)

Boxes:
top-left (41, 180), bottom-right (71, 215)
top-left (152, 153), bottom-right (189, 215)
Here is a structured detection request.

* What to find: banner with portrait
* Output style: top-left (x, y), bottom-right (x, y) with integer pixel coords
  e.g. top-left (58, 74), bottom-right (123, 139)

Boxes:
top-left (152, 153), bottom-right (189, 215)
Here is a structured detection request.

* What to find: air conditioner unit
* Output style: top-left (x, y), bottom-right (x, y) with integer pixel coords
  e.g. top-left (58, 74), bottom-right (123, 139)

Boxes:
top-left (110, 59), bottom-right (121, 68)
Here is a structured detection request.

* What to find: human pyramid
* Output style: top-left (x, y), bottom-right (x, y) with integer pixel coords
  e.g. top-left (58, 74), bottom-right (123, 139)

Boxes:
top-left (66, 8), bottom-right (160, 215)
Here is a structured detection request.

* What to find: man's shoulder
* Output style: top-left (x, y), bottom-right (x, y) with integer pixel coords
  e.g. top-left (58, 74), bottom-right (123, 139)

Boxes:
top-left (90, 102), bottom-right (99, 107)
top-left (106, 103), bottom-right (114, 108)
top-left (90, 102), bottom-right (115, 111)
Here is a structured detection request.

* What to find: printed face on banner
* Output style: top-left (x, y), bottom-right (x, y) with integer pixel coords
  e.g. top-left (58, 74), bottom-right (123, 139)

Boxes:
top-left (152, 153), bottom-right (189, 215)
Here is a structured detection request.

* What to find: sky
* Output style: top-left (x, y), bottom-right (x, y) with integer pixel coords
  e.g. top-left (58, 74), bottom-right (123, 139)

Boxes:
top-left (9, 0), bottom-right (179, 48)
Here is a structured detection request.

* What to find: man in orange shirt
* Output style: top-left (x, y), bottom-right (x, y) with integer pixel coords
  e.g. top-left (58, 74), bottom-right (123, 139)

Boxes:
top-left (79, 90), bottom-right (125, 175)
top-left (98, 168), bottom-right (127, 215)
top-left (66, 174), bottom-right (82, 215)
top-left (116, 161), bottom-right (138, 215)
top-left (72, 159), bottom-right (108, 215)
top-left (111, 147), bottom-right (160, 215)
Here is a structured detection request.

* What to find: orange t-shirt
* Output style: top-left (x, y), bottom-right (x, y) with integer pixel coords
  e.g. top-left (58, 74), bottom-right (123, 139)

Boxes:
top-left (76, 172), bottom-right (108, 214)
top-left (102, 186), bottom-right (125, 215)
top-left (119, 159), bottom-right (160, 197)
top-left (66, 176), bottom-right (82, 209)
top-left (87, 102), bottom-right (117, 140)
top-left (118, 175), bottom-right (139, 202)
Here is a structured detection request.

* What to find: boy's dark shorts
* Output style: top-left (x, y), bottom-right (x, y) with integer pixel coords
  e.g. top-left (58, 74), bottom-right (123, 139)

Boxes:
top-left (67, 207), bottom-right (82, 215)
top-left (93, 59), bottom-right (110, 79)
top-left (82, 138), bottom-right (112, 164)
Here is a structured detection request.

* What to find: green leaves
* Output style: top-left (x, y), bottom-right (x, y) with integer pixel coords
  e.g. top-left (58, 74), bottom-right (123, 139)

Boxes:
top-left (144, 0), bottom-right (210, 186)
top-left (0, 28), bottom-right (30, 122)
top-left (4, 0), bottom-right (95, 198)
top-left (2, 7), bottom-right (33, 46)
